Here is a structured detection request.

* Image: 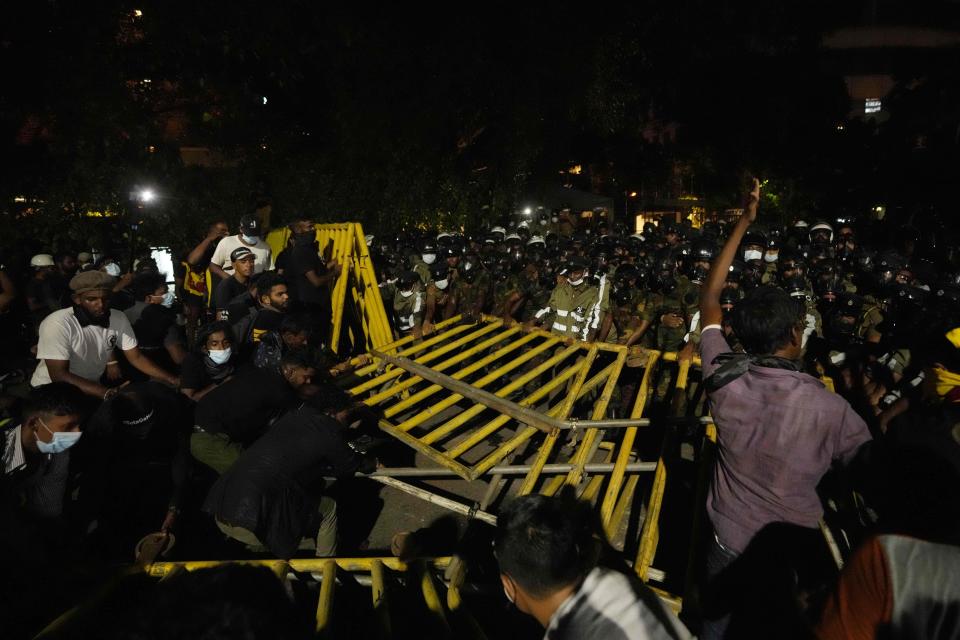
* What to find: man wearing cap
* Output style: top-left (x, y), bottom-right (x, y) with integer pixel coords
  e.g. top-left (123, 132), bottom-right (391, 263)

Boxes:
top-left (30, 271), bottom-right (179, 399)
top-left (209, 214), bottom-right (272, 279)
top-left (26, 254), bottom-right (60, 325)
top-left (527, 256), bottom-right (609, 342)
top-left (213, 247), bottom-right (256, 321)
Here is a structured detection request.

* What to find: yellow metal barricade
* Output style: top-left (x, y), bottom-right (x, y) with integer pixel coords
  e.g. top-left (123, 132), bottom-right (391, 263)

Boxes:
top-left (266, 222), bottom-right (393, 354)
top-left (37, 557), bottom-right (467, 640)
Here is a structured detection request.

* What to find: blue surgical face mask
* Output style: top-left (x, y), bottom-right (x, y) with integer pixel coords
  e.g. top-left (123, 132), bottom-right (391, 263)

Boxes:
top-left (104, 263), bottom-right (122, 277)
top-left (242, 234), bottom-right (259, 244)
top-left (207, 347), bottom-right (232, 365)
top-left (161, 291), bottom-right (175, 308)
top-left (36, 418), bottom-right (82, 454)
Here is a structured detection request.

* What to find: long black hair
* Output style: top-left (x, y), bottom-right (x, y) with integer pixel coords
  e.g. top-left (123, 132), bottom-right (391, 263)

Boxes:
top-left (194, 320), bottom-right (235, 354)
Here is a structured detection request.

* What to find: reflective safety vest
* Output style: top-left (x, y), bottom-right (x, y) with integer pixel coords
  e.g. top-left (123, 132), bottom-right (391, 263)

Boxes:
top-left (538, 277), bottom-right (608, 341)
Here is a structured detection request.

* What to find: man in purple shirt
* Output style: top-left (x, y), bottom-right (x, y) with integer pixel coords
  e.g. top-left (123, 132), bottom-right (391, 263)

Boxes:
top-left (697, 179), bottom-right (871, 638)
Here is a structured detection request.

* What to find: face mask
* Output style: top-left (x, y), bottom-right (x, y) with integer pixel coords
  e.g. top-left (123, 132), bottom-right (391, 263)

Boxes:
top-left (567, 277), bottom-right (584, 287)
top-left (104, 263), bottom-right (122, 277)
top-left (207, 347), bottom-right (232, 365)
top-left (422, 253), bottom-right (437, 265)
top-left (36, 418), bottom-right (81, 454)
top-left (400, 290), bottom-right (414, 298)
top-left (552, 216), bottom-right (559, 223)
top-left (764, 251), bottom-right (779, 263)
top-left (434, 278), bottom-right (449, 290)
top-left (744, 249), bottom-right (763, 262)
top-left (161, 291), bottom-right (175, 308)
top-left (242, 234), bottom-right (259, 244)
top-left (294, 231), bottom-right (314, 245)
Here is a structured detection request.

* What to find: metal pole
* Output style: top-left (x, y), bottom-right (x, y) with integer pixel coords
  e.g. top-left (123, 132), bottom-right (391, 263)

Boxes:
top-left (370, 476), bottom-right (498, 525)
top-left (368, 351), bottom-right (710, 431)
top-left (367, 461), bottom-right (657, 479)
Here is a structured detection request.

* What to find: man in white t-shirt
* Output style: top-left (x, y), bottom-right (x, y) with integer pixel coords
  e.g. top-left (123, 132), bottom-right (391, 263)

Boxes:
top-left (31, 271), bottom-right (179, 400)
top-left (209, 215), bottom-right (272, 278)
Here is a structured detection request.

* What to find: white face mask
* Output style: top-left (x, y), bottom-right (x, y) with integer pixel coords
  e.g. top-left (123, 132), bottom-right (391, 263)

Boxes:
top-left (567, 277), bottom-right (585, 287)
top-left (207, 347), bottom-right (232, 365)
top-left (161, 291), bottom-right (175, 307)
top-left (551, 216), bottom-right (559, 223)
top-left (764, 251), bottom-right (779, 263)
top-left (104, 263), bottom-right (122, 277)
top-left (743, 249), bottom-right (763, 262)
top-left (400, 290), bottom-right (414, 298)
top-left (422, 253), bottom-right (437, 265)
top-left (242, 234), bottom-right (259, 244)
top-left (434, 278), bottom-right (449, 290)
top-left (36, 418), bottom-right (82, 454)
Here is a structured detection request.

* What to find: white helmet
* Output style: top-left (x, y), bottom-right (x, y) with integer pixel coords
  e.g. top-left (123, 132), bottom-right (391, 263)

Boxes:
top-left (30, 253), bottom-right (54, 268)
top-left (490, 226), bottom-right (506, 236)
top-left (505, 232), bottom-right (522, 242)
top-left (527, 235), bottom-right (546, 246)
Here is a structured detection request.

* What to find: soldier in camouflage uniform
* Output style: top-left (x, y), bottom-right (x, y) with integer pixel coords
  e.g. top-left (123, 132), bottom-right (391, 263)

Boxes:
top-left (453, 253), bottom-right (488, 323)
top-left (527, 256), bottom-right (609, 342)
top-left (411, 240), bottom-right (438, 285)
top-left (421, 263), bottom-right (455, 335)
top-left (392, 270), bottom-right (425, 339)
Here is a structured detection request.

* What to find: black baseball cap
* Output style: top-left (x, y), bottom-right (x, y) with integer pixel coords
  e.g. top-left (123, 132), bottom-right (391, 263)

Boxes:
top-left (231, 246), bottom-right (255, 262)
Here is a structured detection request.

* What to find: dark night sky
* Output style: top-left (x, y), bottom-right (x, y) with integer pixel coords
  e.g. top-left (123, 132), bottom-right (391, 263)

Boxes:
top-left (1, 1), bottom-right (960, 248)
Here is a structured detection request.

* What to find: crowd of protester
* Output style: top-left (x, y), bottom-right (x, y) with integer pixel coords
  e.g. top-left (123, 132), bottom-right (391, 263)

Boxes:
top-left (1, 183), bottom-right (959, 638)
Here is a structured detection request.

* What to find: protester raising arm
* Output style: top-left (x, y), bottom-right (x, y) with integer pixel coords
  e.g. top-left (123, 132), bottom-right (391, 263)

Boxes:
top-left (700, 177), bottom-right (760, 329)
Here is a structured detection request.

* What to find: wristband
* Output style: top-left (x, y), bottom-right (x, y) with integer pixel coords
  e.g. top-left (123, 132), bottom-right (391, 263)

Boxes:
top-left (107, 361), bottom-right (119, 365)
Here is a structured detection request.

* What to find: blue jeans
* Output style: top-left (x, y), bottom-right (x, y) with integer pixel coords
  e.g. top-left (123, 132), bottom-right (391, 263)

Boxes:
top-left (701, 534), bottom-right (739, 640)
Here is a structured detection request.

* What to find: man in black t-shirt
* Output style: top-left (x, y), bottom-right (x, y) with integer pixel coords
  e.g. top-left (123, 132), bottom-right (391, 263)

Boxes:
top-left (189, 353), bottom-right (316, 474)
top-left (249, 272), bottom-right (290, 344)
top-left (285, 216), bottom-right (341, 337)
top-left (213, 247), bottom-right (255, 321)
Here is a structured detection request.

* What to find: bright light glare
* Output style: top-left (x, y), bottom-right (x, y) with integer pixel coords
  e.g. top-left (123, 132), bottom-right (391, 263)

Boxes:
top-left (523, 207), bottom-right (532, 215)
top-left (133, 9), bottom-right (143, 17)
top-left (262, 96), bottom-right (268, 105)
top-left (139, 189), bottom-right (156, 203)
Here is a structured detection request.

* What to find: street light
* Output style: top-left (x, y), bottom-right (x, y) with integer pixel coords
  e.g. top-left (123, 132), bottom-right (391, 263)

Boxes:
top-left (522, 206), bottom-right (533, 216)
top-left (138, 188), bottom-right (156, 203)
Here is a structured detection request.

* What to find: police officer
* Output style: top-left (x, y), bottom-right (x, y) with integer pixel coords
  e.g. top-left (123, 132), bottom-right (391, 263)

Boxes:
top-left (421, 263), bottom-right (454, 335)
top-left (413, 241), bottom-right (438, 285)
top-left (527, 256), bottom-right (608, 342)
top-left (392, 271), bottom-right (424, 338)
top-left (452, 253), bottom-right (488, 323)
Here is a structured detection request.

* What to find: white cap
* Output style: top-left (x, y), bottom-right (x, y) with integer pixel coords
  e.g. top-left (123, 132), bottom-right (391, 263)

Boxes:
top-left (505, 232), bottom-right (521, 242)
top-left (527, 235), bottom-right (546, 246)
top-left (30, 253), bottom-right (54, 268)
top-left (491, 226), bottom-right (506, 235)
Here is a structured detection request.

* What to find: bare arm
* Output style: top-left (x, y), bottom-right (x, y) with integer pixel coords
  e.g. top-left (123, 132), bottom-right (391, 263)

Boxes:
top-left (701, 178), bottom-right (759, 328)
top-left (208, 263), bottom-right (229, 281)
top-left (305, 262), bottom-right (342, 287)
top-left (124, 346), bottom-right (179, 386)
top-left (180, 382), bottom-right (220, 402)
top-left (45, 359), bottom-right (109, 398)
top-left (187, 236), bottom-right (217, 267)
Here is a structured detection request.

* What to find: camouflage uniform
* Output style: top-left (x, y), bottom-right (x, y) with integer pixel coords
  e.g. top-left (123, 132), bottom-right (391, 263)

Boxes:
top-left (412, 259), bottom-right (431, 285)
top-left (540, 277), bottom-right (610, 341)
top-left (392, 288), bottom-right (424, 336)
top-left (423, 282), bottom-right (454, 325)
